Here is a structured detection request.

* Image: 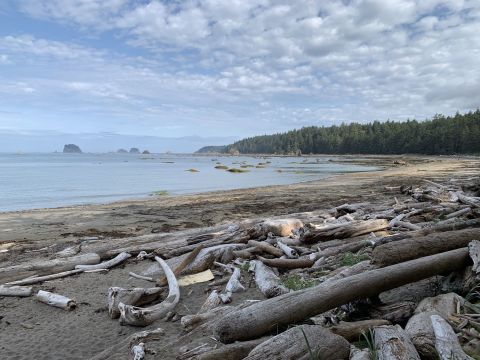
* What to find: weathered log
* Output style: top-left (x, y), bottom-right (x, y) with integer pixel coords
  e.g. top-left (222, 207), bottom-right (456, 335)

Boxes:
top-left (198, 290), bottom-right (221, 314)
top-left (330, 319), bottom-right (390, 341)
top-left (157, 245), bottom-right (204, 286)
top-left (131, 342), bottom-right (145, 360)
top-left (247, 240), bottom-right (283, 257)
top-left (322, 261), bottom-right (375, 285)
top-left (456, 192), bottom-right (480, 208)
top-left (181, 306), bottom-right (236, 332)
top-left (36, 290), bottom-right (76, 310)
top-left (213, 248), bottom-right (471, 343)
top-left (107, 287), bottom-right (164, 319)
top-left (276, 240), bottom-right (298, 258)
top-left (0, 285), bottom-right (33, 297)
top-left (405, 311), bottom-right (438, 359)
top-left (363, 301), bottom-right (417, 324)
top-left (196, 338), bottom-right (266, 360)
top-left (350, 346), bottom-right (371, 360)
top-left (414, 292), bottom-right (464, 319)
top-left (5, 269), bottom-right (84, 286)
top-left (250, 260), bottom-right (289, 298)
top-left (469, 240), bottom-right (480, 274)
top-left (220, 267), bottom-right (244, 303)
top-left (301, 219), bottom-right (389, 243)
top-left (252, 218), bottom-right (303, 237)
top-left (258, 256), bottom-right (314, 269)
top-left (374, 325), bottom-right (421, 360)
top-left (128, 272), bottom-right (155, 282)
top-left (119, 256), bottom-right (179, 326)
top-left (244, 325), bottom-right (350, 360)
top-left (0, 252), bottom-right (100, 283)
top-left (431, 314), bottom-right (473, 359)
top-left (75, 252), bottom-right (131, 270)
top-left (372, 228), bottom-right (480, 266)
top-left (446, 207), bottom-right (472, 219)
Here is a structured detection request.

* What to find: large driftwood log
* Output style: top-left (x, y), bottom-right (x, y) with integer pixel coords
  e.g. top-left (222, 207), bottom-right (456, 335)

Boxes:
top-left (157, 245), bottom-right (203, 286)
top-left (0, 285), bottom-right (33, 297)
top-left (374, 325), bottom-right (421, 360)
top-left (247, 240), bottom-right (283, 257)
top-left (107, 287), bottom-right (164, 319)
top-left (36, 290), bottom-right (77, 310)
top-left (181, 306), bottom-right (236, 332)
top-left (372, 228), bottom-right (480, 266)
top-left (196, 339), bottom-right (266, 360)
top-left (244, 325), bottom-right (350, 360)
top-left (322, 260), bottom-right (375, 285)
top-left (251, 218), bottom-right (303, 237)
top-left (414, 292), bottom-right (464, 319)
top-left (0, 252), bottom-right (100, 283)
top-left (258, 256), bottom-right (314, 269)
top-left (405, 311), bottom-right (438, 360)
top-left (119, 256), bottom-right (180, 326)
top-left (301, 219), bottom-right (389, 243)
top-left (213, 248), bottom-right (471, 343)
top-left (75, 252), bottom-right (131, 270)
top-left (330, 319), bottom-right (390, 341)
top-left (250, 260), bottom-right (288, 298)
top-left (431, 314), bottom-right (473, 360)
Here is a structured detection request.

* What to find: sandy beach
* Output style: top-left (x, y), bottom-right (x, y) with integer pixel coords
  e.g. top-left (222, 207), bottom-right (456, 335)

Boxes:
top-left (1, 154), bottom-right (479, 359)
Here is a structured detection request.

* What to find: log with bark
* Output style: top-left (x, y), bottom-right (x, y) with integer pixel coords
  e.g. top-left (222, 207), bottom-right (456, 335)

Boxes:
top-left (247, 240), bottom-right (283, 257)
top-left (372, 228), bottom-right (480, 267)
top-left (374, 325), bottom-right (421, 360)
top-left (405, 311), bottom-right (439, 359)
top-left (196, 338), bottom-right (266, 360)
top-left (36, 290), bottom-right (77, 310)
top-left (213, 248), bottom-right (471, 343)
top-left (118, 256), bottom-right (180, 326)
top-left (250, 260), bottom-right (289, 298)
top-left (301, 219), bottom-right (389, 243)
top-left (244, 325), bottom-right (350, 360)
top-left (0, 285), bottom-right (33, 297)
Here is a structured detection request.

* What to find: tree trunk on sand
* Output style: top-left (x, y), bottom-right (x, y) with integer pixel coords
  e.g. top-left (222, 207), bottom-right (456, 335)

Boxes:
top-left (251, 260), bottom-right (289, 298)
top-left (374, 325), bottom-right (421, 360)
top-left (196, 339), bottom-right (266, 360)
top-left (244, 325), bottom-right (350, 360)
top-left (36, 290), bottom-right (76, 310)
top-left (0, 253), bottom-right (100, 283)
top-left (301, 219), bottom-right (389, 243)
top-left (431, 314), bottom-right (473, 360)
top-left (405, 311), bottom-right (438, 360)
top-left (330, 319), bottom-right (390, 341)
top-left (213, 248), bottom-right (471, 343)
top-left (108, 287), bottom-right (164, 319)
top-left (0, 285), bottom-right (33, 297)
top-left (372, 228), bottom-right (480, 267)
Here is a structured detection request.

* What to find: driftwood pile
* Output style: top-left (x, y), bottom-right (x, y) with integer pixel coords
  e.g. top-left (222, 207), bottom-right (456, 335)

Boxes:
top-left (1, 178), bottom-right (480, 359)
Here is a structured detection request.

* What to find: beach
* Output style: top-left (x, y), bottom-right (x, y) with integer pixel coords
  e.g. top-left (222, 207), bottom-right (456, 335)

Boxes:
top-left (0, 154), bottom-right (479, 359)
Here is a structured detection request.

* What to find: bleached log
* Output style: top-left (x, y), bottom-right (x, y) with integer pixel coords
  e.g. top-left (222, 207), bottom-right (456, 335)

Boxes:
top-left (0, 252), bottom-right (100, 283)
top-left (469, 240), bottom-right (480, 274)
top-left (276, 240), bottom-right (298, 258)
top-left (196, 338), bottom-right (266, 360)
top-left (0, 285), bottom-right (33, 297)
top-left (157, 244), bottom-right (204, 286)
top-left (405, 311), bottom-right (438, 359)
top-left (181, 306), bottom-right (236, 332)
top-left (374, 325), bottom-right (421, 360)
top-left (56, 245), bottom-right (81, 257)
top-left (131, 342), bottom-right (145, 360)
top-left (36, 290), bottom-right (76, 311)
top-left (247, 240), bottom-right (283, 257)
top-left (350, 346), bottom-right (371, 360)
top-left (198, 290), bottom-right (221, 314)
top-left (431, 314), bottom-right (473, 360)
top-left (213, 248), bottom-right (470, 343)
top-left (414, 292), bottom-right (464, 319)
top-left (258, 256), bottom-right (314, 269)
top-left (75, 252), bottom-right (131, 270)
top-left (108, 287), bottom-right (164, 319)
top-left (4, 269), bottom-right (84, 286)
top-left (244, 325), bottom-right (350, 360)
top-left (301, 219), bottom-right (389, 243)
top-left (322, 261), bottom-right (375, 285)
top-left (392, 220), bottom-right (421, 230)
top-left (220, 267), bottom-right (244, 303)
top-left (252, 218), bottom-right (304, 237)
top-left (330, 319), bottom-right (390, 341)
top-left (232, 247), bottom-right (258, 259)
top-left (119, 256), bottom-right (180, 326)
top-left (251, 260), bottom-right (288, 298)
top-left (128, 272), bottom-right (155, 282)
top-left (456, 192), bottom-right (480, 208)
top-left (446, 207), bottom-right (472, 219)
top-left (372, 228), bottom-right (480, 266)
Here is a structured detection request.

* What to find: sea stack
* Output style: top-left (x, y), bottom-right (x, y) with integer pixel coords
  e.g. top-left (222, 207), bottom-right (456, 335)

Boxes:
top-left (63, 144), bottom-right (82, 153)
top-left (129, 147), bottom-right (140, 154)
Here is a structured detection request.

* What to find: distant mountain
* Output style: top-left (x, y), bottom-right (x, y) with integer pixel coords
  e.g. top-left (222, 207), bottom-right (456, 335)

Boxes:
top-left (196, 145), bottom-right (227, 153)
top-left (0, 131), bottom-right (238, 153)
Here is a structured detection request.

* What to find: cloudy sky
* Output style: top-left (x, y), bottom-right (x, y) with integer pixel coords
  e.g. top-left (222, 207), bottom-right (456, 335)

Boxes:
top-left (0, 0), bottom-right (479, 140)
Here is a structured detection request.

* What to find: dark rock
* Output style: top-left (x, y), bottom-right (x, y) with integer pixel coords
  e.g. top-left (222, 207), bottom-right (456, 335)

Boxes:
top-left (63, 144), bottom-right (82, 153)
top-left (117, 149), bottom-right (128, 153)
top-left (129, 148), bottom-right (140, 154)
top-left (142, 150), bottom-right (150, 154)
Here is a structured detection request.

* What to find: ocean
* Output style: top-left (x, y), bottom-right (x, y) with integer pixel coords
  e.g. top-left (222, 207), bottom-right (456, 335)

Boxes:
top-left (0, 153), bottom-right (377, 212)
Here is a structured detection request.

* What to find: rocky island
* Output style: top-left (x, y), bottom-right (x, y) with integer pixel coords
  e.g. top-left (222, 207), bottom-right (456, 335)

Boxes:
top-left (62, 144), bottom-right (82, 153)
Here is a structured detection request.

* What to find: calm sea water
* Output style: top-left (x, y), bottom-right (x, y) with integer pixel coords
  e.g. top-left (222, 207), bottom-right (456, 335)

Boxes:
top-left (0, 153), bottom-right (377, 212)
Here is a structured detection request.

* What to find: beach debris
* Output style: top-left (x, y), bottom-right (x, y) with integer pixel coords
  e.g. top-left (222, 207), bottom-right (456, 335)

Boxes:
top-left (250, 260), bottom-right (288, 298)
top-left (219, 267), bottom-right (244, 303)
top-left (36, 290), bottom-right (76, 311)
top-left (108, 287), bottom-right (165, 319)
top-left (374, 325), bottom-right (421, 360)
top-left (0, 285), bottom-right (33, 297)
top-left (75, 251), bottom-right (131, 271)
top-left (178, 269), bottom-right (214, 286)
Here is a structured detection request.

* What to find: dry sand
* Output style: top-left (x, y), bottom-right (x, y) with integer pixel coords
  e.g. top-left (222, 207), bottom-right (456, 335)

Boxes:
top-left (0, 155), bottom-right (479, 359)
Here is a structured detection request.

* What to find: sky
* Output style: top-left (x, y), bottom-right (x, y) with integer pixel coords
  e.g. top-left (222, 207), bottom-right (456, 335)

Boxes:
top-left (0, 0), bottom-right (479, 144)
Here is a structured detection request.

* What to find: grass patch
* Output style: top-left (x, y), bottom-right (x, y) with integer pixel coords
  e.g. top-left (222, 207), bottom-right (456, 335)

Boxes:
top-left (214, 165), bottom-right (229, 170)
top-left (339, 252), bottom-right (369, 266)
top-left (282, 274), bottom-right (316, 291)
top-left (150, 190), bottom-right (168, 196)
top-left (227, 168), bottom-right (249, 173)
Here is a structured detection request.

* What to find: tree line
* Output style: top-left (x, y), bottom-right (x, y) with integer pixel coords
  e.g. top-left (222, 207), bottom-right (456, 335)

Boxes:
top-left (216, 110), bottom-right (480, 155)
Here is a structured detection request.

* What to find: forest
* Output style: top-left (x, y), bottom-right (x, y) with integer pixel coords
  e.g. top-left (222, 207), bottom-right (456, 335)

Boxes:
top-left (202, 110), bottom-right (480, 155)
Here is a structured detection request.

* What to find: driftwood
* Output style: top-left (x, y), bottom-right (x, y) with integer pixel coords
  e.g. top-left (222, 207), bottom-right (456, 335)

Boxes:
top-left (258, 256), bottom-right (314, 269)
top-left (0, 285), bottom-right (33, 297)
top-left (414, 292), bottom-right (464, 319)
top-left (198, 290), bottom-right (221, 314)
top-left (0, 252), bottom-right (100, 283)
top-left (250, 260), bottom-right (289, 298)
top-left (372, 228), bottom-right (480, 266)
top-left (213, 248), bottom-right (471, 342)
top-left (5, 269), bottom-right (84, 286)
top-left (469, 240), bottom-right (480, 273)
top-left (36, 290), bottom-right (76, 310)
top-left (157, 245), bottom-right (204, 286)
top-left (276, 240), bottom-right (298, 258)
top-left (322, 260), bottom-right (375, 284)
top-left (220, 267), bottom-right (244, 303)
top-left (128, 272), bottom-right (155, 282)
top-left (350, 346), bottom-right (371, 360)
top-left (75, 252), bottom-right (131, 271)
top-left (131, 342), bottom-right (145, 360)
top-left (431, 314), bottom-right (473, 359)
top-left (181, 306), bottom-right (236, 332)
top-left (119, 256), bottom-right (180, 326)
top-left (405, 311), bottom-right (438, 359)
top-left (247, 240), bottom-right (283, 257)
top-left (107, 287), bottom-right (164, 319)
top-left (374, 325), bottom-right (421, 360)
top-left (252, 218), bottom-right (303, 237)
top-left (301, 219), bottom-right (389, 243)
top-left (244, 325), bottom-right (350, 360)
top-left (196, 338), bottom-right (265, 360)
top-left (330, 319), bottom-right (390, 341)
